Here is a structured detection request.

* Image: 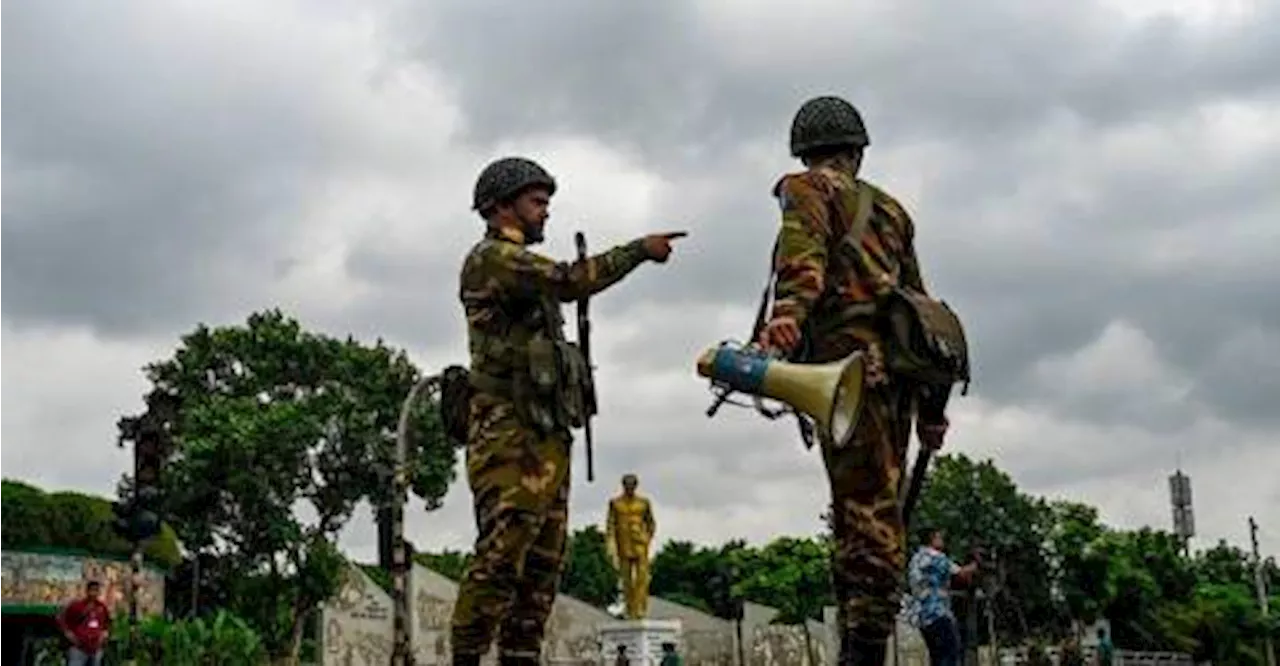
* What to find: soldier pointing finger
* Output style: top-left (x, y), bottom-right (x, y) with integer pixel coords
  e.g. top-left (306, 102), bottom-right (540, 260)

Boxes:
top-left (449, 156), bottom-right (685, 666)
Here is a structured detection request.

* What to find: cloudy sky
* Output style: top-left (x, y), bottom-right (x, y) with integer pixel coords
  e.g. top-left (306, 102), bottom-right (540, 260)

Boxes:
top-left (4, 0), bottom-right (1278, 562)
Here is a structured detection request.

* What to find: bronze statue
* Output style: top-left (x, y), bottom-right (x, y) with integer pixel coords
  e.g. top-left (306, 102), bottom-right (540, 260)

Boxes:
top-left (606, 473), bottom-right (656, 619)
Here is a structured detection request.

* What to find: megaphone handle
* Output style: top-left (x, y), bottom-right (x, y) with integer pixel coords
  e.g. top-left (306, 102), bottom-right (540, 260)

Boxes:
top-left (707, 388), bottom-right (733, 417)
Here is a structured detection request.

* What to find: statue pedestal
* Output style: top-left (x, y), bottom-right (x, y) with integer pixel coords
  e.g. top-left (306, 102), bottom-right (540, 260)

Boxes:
top-left (598, 619), bottom-right (682, 666)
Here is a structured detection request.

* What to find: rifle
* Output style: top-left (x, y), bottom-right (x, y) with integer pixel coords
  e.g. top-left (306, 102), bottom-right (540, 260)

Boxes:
top-left (574, 231), bottom-right (598, 482)
top-left (901, 446), bottom-right (933, 529)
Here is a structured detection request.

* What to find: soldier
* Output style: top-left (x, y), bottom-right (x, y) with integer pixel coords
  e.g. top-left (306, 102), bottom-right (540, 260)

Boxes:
top-left (451, 156), bottom-right (686, 666)
top-left (755, 96), bottom-right (952, 665)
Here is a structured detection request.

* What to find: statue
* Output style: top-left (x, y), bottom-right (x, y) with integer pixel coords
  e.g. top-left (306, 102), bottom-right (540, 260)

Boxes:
top-left (606, 473), bottom-right (656, 619)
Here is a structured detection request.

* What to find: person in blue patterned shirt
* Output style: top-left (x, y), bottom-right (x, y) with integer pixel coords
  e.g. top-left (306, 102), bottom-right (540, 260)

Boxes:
top-left (905, 528), bottom-right (978, 666)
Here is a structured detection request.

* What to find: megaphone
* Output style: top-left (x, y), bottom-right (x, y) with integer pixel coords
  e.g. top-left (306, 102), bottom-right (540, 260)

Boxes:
top-left (695, 342), bottom-right (867, 449)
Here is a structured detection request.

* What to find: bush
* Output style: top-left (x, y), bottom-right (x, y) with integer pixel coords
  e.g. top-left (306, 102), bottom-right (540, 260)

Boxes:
top-left (135, 612), bottom-right (267, 660)
top-left (105, 611), bottom-right (268, 665)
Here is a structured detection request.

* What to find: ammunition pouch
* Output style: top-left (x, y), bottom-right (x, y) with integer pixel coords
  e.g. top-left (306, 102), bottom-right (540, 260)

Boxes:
top-left (527, 334), bottom-right (593, 432)
top-left (878, 286), bottom-right (971, 397)
top-left (438, 365), bottom-right (475, 447)
top-left (466, 332), bottom-right (594, 438)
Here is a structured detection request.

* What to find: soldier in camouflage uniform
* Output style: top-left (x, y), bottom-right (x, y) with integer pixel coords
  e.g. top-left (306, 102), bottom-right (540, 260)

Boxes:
top-left (756, 96), bottom-right (952, 665)
top-left (451, 156), bottom-right (685, 666)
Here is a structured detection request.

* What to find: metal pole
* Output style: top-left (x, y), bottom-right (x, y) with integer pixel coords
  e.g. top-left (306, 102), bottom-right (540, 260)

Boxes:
top-left (1250, 517), bottom-right (1275, 666)
top-left (392, 374), bottom-right (439, 666)
top-left (191, 553), bottom-right (200, 618)
top-left (126, 437), bottom-right (142, 666)
top-left (735, 617), bottom-right (746, 666)
top-left (128, 546), bottom-right (142, 664)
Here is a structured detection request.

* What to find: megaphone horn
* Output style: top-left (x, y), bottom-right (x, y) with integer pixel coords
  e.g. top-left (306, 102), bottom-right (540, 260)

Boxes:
top-left (695, 342), bottom-right (868, 449)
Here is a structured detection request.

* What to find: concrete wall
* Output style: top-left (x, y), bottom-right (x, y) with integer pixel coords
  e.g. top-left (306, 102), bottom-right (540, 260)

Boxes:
top-left (321, 562), bottom-right (949, 666)
top-left (408, 563), bottom-right (612, 665)
top-left (0, 549), bottom-right (165, 618)
top-left (319, 562), bottom-right (395, 666)
top-left (320, 562), bottom-right (614, 666)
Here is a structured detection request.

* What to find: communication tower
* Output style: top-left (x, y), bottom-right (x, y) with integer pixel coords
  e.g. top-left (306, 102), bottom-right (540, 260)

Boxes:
top-left (1168, 469), bottom-right (1194, 555)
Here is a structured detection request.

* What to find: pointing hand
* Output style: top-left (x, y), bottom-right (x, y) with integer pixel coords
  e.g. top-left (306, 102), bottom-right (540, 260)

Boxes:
top-left (642, 231), bottom-right (688, 263)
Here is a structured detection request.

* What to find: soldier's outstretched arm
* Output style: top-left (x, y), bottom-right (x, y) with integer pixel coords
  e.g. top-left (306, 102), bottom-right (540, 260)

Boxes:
top-left (770, 176), bottom-right (833, 329)
top-left (482, 237), bottom-right (662, 302)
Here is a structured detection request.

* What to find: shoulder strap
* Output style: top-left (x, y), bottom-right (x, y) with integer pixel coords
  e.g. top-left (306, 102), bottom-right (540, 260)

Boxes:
top-left (847, 179), bottom-right (875, 253)
top-left (752, 178), bottom-right (874, 340)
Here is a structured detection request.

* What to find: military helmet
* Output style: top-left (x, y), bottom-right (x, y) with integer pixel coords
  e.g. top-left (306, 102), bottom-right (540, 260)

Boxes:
top-left (789, 95), bottom-right (870, 157)
top-left (472, 156), bottom-right (558, 213)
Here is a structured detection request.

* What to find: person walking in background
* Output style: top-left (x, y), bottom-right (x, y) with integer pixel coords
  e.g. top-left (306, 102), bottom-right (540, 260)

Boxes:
top-left (1095, 627), bottom-right (1115, 666)
top-left (56, 581), bottom-right (110, 666)
top-left (660, 642), bottom-right (683, 666)
top-left (1060, 634), bottom-right (1085, 666)
top-left (906, 528), bottom-right (978, 666)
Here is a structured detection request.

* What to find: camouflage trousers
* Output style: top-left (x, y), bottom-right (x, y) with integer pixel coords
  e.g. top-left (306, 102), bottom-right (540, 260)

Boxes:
top-left (819, 376), bottom-right (912, 649)
top-left (451, 393), bottom-right (572, 659)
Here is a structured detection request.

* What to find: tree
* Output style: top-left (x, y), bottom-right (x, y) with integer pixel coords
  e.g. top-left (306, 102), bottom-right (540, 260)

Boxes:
top-left (122, 310), bottom-right (456, 664)
top-left (416, 549), bottom-right (472, 581)
top-left (560, 526), bottom-right (619, 608)
top-left (1, 479), bottom-right (181, 568)
top-left (913, 454), bottom-right (1057, 640)
top-left (1157, 582), bottom-right (1276, 664)
top-left (1045, 500), bottom-right (1110, 626)
top-left (733, 536), bottom-right (833, 665)
top-left (650, 539), bottom-right (753, 617)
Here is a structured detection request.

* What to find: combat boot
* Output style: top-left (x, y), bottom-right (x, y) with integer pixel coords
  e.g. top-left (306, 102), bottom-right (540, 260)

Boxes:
top-left (839, 633), bottom-right (888, 666)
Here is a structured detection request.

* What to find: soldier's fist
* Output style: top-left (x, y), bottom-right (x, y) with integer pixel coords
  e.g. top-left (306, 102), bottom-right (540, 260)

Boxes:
top-left (642, 231), bottom-right (687, 263)
top-left (758, 316), bottom-right (801, 353)
top-left (917, 416), bottom-right (949, 451)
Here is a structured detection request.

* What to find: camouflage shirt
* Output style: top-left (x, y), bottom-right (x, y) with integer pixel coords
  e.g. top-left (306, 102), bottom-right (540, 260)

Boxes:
top-left (769, 156), bottom-right (928, 361)
top-left (459, 226), bottom-right (649, 385)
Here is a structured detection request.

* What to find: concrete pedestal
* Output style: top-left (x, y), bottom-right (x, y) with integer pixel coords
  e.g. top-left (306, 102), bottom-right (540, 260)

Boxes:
top-left (597, 619), bottom-right (682, 666)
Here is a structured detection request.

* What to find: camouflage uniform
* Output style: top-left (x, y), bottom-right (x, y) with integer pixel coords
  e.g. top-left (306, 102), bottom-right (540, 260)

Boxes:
top-left (768, 96), bottom-right (938, 662)
top-left (451, 170), bottom-right (650, 662)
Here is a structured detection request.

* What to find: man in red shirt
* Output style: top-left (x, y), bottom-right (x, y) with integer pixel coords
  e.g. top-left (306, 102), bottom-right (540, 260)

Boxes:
top-left (56, 580), bottom-right (111, 666)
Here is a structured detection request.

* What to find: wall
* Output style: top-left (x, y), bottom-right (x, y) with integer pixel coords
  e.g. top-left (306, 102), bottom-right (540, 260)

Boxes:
top-left (1, 549), bottom-right (165, 617)
top-left (320, 563), bottom-right (614, 666)
top-left (323, 562), bottom-right (997, 666)
top-left (319, 563), bottom-right (395, 666)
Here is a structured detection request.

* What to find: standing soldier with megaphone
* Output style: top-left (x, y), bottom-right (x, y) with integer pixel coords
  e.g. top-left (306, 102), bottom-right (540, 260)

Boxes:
top-left (752, 96), bottom-right (971, 666)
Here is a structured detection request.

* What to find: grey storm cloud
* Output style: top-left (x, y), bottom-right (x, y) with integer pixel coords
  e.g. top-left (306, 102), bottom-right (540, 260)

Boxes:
top-left (2, 0), bottom-right (407, 337)
top-left (4, 0), bottom-right (1279, 555)
top-left (377, 0), bottom-right (1280, 425)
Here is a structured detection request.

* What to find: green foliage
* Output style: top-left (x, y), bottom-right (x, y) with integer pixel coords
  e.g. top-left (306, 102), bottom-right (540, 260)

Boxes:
top-left (1044, 500), bottom-right (1109, 624)
top-left (651, 540), bottom-right (750, 619)
top-left (731, 536), bottom-right (832, 665)
top-left (912, 454), bottom-right (1057, 638)
top-left (560, 526), bottom-right (620, 608)
top-left (117, 610), bottom-right (267, 665)
top-left (1, 478), bottom-right (181, 568)
top-left (31, 611), bottom-right (267, 665)
top-left (122, 309), bottom-right (456, 661)
top-left (358, 563), bottom-right (394, 593)
top-left (732, 537), bottom-right (832, 624)
top-left (415, 548), bottom-right (472, 581)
